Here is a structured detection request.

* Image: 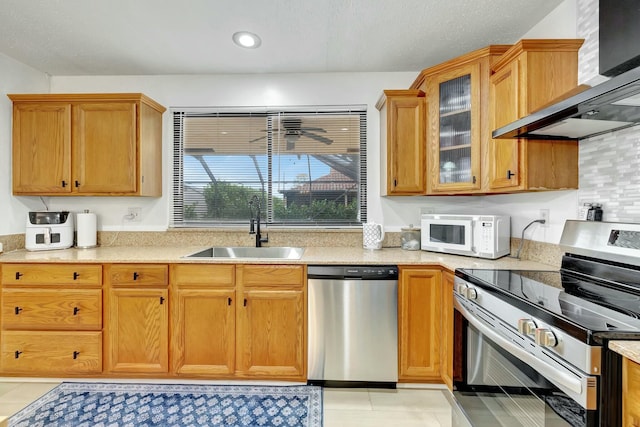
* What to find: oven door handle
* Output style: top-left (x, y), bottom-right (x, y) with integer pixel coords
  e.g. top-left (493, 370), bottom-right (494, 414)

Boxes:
top-left (455, 299), bottom-right (583, 395)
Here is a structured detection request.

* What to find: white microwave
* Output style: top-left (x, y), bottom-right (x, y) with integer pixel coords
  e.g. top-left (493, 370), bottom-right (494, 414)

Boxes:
top-left (420, 214), bottom-right (510, 259)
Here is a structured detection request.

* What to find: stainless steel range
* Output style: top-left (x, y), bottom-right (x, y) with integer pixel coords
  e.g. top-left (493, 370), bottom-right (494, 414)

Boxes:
top-left (453, 220), bottom-right (640, 427)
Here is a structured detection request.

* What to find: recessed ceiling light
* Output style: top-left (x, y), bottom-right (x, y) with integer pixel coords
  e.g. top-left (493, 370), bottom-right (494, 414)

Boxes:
top-left (232, 31), bottom-right (262, 49)
top-left (341, 128), bottom-right (349, 131)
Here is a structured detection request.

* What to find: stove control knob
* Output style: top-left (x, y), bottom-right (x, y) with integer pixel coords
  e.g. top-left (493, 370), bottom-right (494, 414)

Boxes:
top-left (535, 328), bottom-right (558, 348)
top-left (518, 319), bottom-right (537, 335)
top-left (456, 283), bottom-right (468, 296)
top-left (466, 287), bottom-right (478, 300)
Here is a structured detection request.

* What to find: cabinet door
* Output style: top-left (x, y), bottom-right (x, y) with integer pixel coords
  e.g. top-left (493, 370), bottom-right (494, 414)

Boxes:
top-left (73, 102), bottom-right (137, 194)
top-left (107, 288), bottom-right (168, 373)
top-left (440, 271), bottom-right (455, 389)
top-left (385, 93), bottom-right (426, 195)
top-left (236, 289), bottom-right (305, 379)
top-left (428, 63), bottom-right (481, 193)
top-left (398, 267), bottom-right (442, 381)
top-left (623, 357), bottom-right (640, 427)
top-left (12, 103), bottom-right (72, 194)
top-left (171, 288), bottom-right (235, 376)
top-left (489, 60), bottom-right (521, 190)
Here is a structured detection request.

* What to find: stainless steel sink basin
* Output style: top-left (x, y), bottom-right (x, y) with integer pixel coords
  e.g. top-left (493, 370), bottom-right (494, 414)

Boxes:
top-left (184, 246), bottom-right (305, 260)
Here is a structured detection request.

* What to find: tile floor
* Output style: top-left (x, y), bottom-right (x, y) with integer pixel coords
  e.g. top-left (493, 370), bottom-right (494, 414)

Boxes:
top-left (0, 381), bottom-right (457, 426)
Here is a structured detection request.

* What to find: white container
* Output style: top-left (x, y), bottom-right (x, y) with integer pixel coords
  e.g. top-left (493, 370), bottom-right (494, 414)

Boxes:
top-left (76, 210), bottom-right (97, 248)
top-left (363, 222), bottom-right (385, 250)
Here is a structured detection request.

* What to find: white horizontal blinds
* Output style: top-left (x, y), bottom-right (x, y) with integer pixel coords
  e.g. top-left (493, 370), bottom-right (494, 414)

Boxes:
top-left (172, 106), bottom-right (366, 227)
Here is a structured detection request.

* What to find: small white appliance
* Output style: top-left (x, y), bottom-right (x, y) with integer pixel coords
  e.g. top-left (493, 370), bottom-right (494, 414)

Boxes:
top-left (25, 211), bottom-right (74, 251)
top-left (420, 214), bottom-right (510, 259)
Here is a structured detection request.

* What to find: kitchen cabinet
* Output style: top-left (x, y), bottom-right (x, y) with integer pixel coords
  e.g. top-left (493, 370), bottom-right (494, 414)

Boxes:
top-left (0, 263), bottom-right (103, 375)
top-left (105, 264), bottom-right (169, 374)
top-left (422, 46), bottom-right (510, 194)
top-left (440, 270), bottom-right (455, 389)
top-left (623, 356), bottom-right (640, 426)
top-left (488, 40), bottom-right (583, 192)
top-left (170, 264), bottom-right (236, 376)
top-left (377, 90), bottom-right (426, 195)
top-left (236, 265), bottom-right (306, 379)
top-left (398, 266), bottom-right (442, 382)
top-left (8, 93), bottom-right (165, 196)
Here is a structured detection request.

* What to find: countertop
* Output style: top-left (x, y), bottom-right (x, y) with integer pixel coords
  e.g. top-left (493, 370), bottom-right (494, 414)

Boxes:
top-left (609, 341), bottom-right (640, 364)
top-left (0, 245), bottom-right (556, 272)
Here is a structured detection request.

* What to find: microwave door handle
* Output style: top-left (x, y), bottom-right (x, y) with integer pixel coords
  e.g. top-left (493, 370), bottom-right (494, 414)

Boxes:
top-left (454, 298), bottom-right (583, 395)
top-left (44, 227), bottom-right (51, 245)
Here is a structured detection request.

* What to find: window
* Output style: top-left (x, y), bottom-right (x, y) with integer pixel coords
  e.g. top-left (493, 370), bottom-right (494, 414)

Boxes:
top-left (172, 107), bottom-right (367, 227)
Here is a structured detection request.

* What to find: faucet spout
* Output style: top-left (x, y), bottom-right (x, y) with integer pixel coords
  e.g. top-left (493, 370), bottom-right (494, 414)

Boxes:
top-left (249, 195), bottom-right (268, 247)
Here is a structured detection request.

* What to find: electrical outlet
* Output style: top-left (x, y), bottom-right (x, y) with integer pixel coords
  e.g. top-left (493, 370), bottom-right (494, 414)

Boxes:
top-left (539, 209), bottom-right (549, 227)
top-left (127, 207), bottom-right (142, 221)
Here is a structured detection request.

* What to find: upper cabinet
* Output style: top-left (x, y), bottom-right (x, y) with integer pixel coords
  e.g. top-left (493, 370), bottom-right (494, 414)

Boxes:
top-left (377, 90), bottom-right (426, 195)
top-left (9, 93), bottom-right (165, 196)
top-left (488, 40), bottom-right (584, 192)
top-left (420, 46), bottom-right (510, 194)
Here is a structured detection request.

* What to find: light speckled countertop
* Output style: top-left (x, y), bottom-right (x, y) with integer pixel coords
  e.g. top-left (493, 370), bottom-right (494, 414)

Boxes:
top-left (609, 341), bottom-right (640, 364)
top-left (0, 245), bottom-right (555, 272)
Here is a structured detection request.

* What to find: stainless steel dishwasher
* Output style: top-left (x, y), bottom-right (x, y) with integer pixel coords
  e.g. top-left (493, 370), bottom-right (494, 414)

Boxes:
top-left (307, 265), bottom-right (398, 387)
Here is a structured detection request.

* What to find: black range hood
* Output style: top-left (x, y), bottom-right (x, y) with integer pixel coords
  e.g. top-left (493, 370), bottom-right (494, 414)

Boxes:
top-left (492, 66), bottom-right (640, 140)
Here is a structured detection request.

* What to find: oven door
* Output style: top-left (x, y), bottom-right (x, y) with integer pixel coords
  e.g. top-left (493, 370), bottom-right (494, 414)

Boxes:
top-left (453, 298), bottom-right (599, 427)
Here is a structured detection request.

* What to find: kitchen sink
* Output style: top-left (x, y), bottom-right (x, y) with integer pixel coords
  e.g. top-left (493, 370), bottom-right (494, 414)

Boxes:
top-left (184, 246), bottom-right (305, 260)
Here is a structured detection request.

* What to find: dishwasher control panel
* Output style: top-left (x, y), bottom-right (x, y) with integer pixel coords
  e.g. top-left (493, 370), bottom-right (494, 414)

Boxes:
top-left (307, 265), bottom-right (398, 280)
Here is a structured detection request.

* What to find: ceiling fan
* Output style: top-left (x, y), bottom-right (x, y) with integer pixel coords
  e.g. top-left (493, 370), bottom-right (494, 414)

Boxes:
top-left (249, 118), bottom-right (333, 150)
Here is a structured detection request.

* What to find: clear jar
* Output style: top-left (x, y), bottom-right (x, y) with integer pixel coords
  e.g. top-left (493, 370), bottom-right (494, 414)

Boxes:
top-left (401, 224), bottom-right (421, 250)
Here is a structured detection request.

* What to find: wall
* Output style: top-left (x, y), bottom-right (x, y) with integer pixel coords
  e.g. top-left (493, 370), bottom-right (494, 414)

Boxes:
top-left (0, 52), bottom-right (50, 236)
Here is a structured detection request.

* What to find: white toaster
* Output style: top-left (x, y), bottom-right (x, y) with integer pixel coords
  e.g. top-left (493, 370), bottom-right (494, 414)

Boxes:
top-left (25, 211), bottom-right (74, 251)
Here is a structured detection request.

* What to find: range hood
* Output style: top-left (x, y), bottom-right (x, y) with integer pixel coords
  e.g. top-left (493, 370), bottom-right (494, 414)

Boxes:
top-left (492, 65), bottom-right (640, 140)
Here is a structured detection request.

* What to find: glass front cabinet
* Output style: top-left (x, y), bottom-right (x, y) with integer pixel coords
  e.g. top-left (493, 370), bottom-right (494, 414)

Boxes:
top-left (426, 63), bottom-right (481, 193)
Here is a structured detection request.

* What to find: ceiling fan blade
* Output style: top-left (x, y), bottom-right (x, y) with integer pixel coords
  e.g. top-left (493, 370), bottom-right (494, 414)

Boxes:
top-left (248, 135), bottom-right (266, 143)
top-left (301, 131), bottom-right (333, 145)
top-left (300, 127), bottom-right (327, 133)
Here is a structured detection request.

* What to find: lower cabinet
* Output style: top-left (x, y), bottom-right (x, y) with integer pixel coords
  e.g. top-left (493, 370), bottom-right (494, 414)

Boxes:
top-left (398, 266), bottom-right (442, 381)
top-left (623, 356), bottom-right (640, 426)
top-left (170, 264), bottom-right (306, 381)
top-left (105, 264), bottom-right (169, 374)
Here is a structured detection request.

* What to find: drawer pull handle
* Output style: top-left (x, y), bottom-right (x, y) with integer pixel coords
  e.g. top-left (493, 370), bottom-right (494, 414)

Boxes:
top-left (244, 298), bottom-right (247, 307)
top-left (159, 297), bottom-right (165, 305)
top-left (507, 170), bottom-right (515, 179)
top-left (73, 307), bottom-right (80, 315)
top-left (73, 351), bottom-right (80, 360)
top-left (14, 351), bottom-right (22, 359)
top-left (75, 180), bottom-right (80, 188)
top-left (133, 272), bottom-right (140, 280)
top-left (228, 297), bottom-right (232, 306)
top-left (62, 180), bottom-right (67, 188)
top-left (15, 272), bottom-right (23, 280)
top-left (73, 272), bottom-right (80, 280)
top-left (14, 307), bottom-right (22, 315)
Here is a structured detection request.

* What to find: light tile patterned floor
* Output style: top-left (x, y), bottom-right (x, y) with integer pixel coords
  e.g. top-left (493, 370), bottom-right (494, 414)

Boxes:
top-left (0, 381), bottom-right (456, 426)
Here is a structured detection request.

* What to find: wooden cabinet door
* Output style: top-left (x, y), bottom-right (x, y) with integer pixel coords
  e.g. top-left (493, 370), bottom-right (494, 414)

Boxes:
top-left (107, 288), bottom-right (168, 373)
top-left (440, 271), bottom-right (455, 389)
top-left (73, 102), bottom-right (137, 194)
top-left (427, 63), bottom-right (481, 193)
top-left (489, 60), bottom-right (521, 190)
top-left (236, 289), bottom-right (305, 379)
top-left (172, 288), bottom-right (235, 376)
top-left (623, 357), bottom-right (640, 427)
top-left (383, 91), bottom-right (426, 195)
top-left (12, 103), bottom-right (72, 194)
top-left (398, 267), bottom-right (442, 381)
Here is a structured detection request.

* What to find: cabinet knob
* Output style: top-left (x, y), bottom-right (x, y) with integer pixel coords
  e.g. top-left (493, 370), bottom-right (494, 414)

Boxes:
top-left (73, 272), bottom-right (80, 280)
top-left (507, 170), bottom-right (515, 179)
top-left (15, 272), bottom-right (23, 280)
top-left (73, 307), bottom-right (80, 316)
top-left (393, 179), bottom-right (397, 187)
top-left (244, 298), bottom-right (248, 307)
top-left (75, 180), bottom-right (80, 187)
top-left (472, 175), bottom-right (476, 184)
top-left (14, 351), bottom-right (22, 359)
top-left (228, 297), bottom-right (232, 306)
top-left (73, 351), bottom-right (80, 359)
top-left (133, 272), bottom-right (140, 280)
top-left (62, 180), bottom-right (67, 187)
top-left (159, 297), bottom-right (165, 305)
top-left (14, 306), bottom-right (23, 315)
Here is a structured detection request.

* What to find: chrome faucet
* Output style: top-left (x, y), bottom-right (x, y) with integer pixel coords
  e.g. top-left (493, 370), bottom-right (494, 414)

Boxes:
top-left (249, 195), bottom-right (268, 247)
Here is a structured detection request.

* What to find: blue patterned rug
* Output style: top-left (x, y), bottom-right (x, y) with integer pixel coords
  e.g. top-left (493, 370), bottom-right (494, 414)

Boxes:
top-left (8, 382), bottom-right (323, 427)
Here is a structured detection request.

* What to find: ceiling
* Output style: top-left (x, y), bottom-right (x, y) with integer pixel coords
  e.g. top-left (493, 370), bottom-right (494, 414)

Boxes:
top-left (0, 0), bottom-right (564, 76)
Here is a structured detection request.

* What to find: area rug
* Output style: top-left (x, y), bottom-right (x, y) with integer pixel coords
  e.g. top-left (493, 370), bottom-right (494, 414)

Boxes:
top-left (8, 382), bottom-right (322, 427)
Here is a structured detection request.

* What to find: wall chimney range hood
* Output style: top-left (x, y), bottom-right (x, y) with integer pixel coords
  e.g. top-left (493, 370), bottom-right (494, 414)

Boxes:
top-left (493, 0), bottom-right (640, 141)
top-left (492, 66), bottom-right (640, 140)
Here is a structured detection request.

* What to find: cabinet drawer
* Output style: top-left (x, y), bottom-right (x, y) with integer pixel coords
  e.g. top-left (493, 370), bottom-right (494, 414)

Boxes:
top-left (1, 264), bottom-right (102, 287)
top-left (0, 330), bottom-right (102, 374)
top-left (238, 265), bottom-right (304, 288)
top-left (109, 264), bottom-right (168, 286)
top-left (1, 289), bottom-right (102, 330)
top-left (170, 264), bottom-right (235, 288)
